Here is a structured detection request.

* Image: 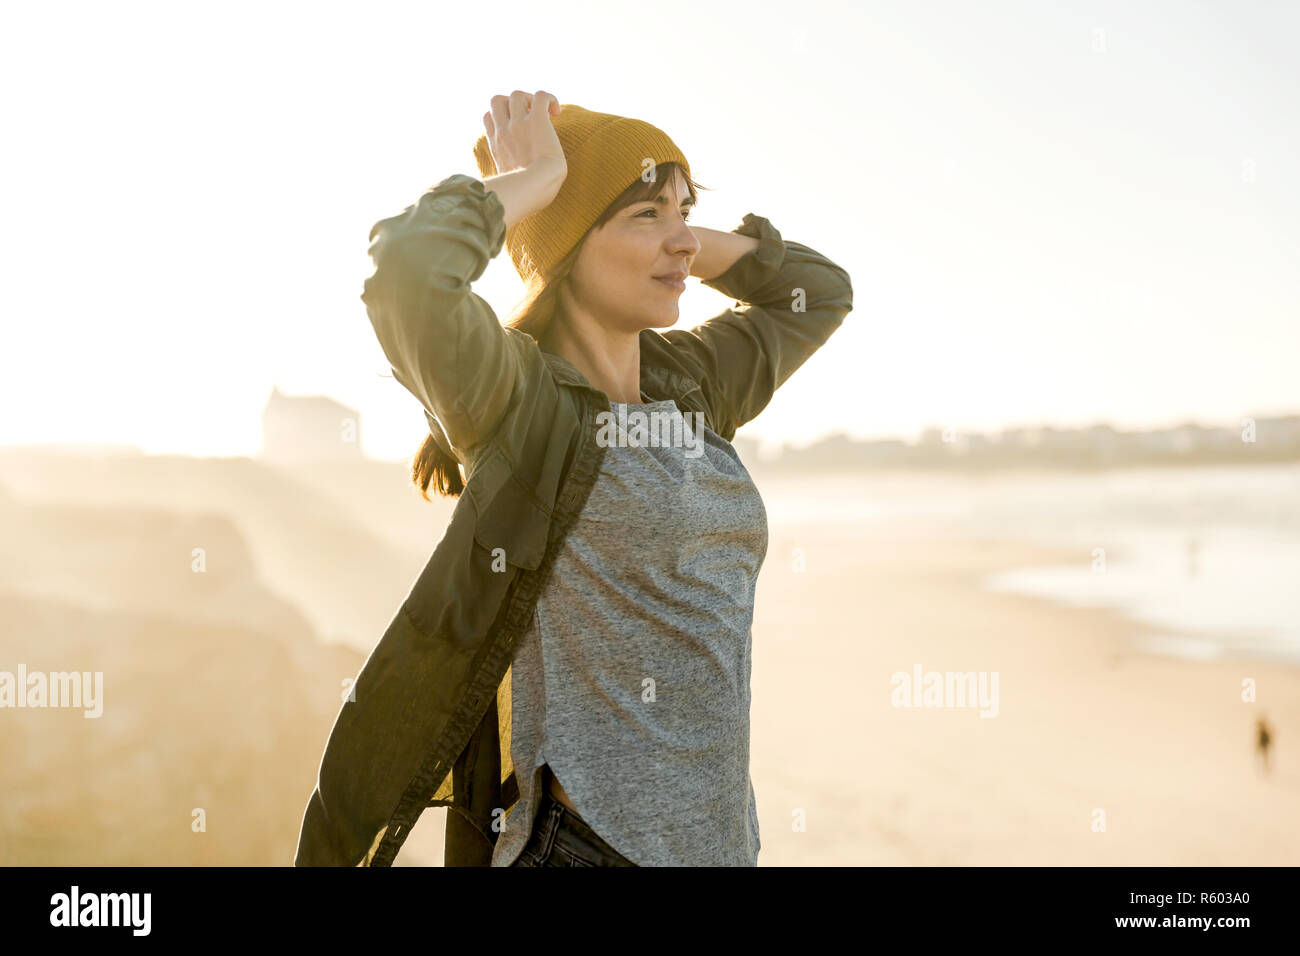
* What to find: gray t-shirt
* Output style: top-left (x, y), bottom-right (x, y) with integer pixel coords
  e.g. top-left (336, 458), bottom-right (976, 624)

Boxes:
top-left (489, 396), bottom-right (768, 866)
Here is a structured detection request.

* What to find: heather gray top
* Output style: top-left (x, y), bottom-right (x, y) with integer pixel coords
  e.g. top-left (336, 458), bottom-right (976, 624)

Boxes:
top-left (489, 396), bottom-right (768, 866)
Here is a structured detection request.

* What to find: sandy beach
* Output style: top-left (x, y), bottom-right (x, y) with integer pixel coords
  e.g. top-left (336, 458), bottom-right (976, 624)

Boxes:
top-left (749, 528), bottom-right (1300, 865)
top-left (2, 450), bottom-right (1295, 866)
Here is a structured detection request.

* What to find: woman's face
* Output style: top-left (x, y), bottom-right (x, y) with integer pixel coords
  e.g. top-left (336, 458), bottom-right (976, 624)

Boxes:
top-left (564, 168), bottom-right (700, 334)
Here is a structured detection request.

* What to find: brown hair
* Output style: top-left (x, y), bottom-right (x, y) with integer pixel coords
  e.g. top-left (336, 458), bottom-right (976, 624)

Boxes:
top-left (411, 162), bottom-right (708, 500)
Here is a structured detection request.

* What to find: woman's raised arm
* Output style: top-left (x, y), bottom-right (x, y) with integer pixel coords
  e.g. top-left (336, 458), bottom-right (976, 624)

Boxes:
top-left (659, 213), bottom-right (854, 439)
top-left (360, 92), bottom-right (567, 456)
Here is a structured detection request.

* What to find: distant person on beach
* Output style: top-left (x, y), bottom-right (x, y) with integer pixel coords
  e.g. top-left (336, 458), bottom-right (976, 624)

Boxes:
top-left (1256, 713), bottom-right (1273, 775)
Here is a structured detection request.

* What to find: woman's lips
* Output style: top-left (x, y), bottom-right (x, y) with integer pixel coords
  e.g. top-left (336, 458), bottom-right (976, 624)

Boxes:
top-left (653, 276), bottom-right (686, 291)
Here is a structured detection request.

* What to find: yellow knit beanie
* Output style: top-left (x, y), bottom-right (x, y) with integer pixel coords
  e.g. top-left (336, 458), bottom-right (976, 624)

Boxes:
top-left (472, 103), bottom-right (691, 288)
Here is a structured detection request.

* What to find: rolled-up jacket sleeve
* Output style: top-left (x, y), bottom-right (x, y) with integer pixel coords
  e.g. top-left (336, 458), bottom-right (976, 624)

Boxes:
top-left (361, 173), bottom-right (522, 455)
top-left (659, 214), bottom-right (854, 438)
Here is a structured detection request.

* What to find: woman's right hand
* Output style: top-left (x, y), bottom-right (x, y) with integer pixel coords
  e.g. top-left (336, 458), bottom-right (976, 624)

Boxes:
top-left (483, 90), bottom-right (567, 183)
top-left (481, 91), bottom-right (568, 227)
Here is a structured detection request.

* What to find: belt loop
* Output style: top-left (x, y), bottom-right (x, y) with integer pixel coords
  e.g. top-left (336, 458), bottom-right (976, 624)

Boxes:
top-left (538, 792), bottom-right (563, 860)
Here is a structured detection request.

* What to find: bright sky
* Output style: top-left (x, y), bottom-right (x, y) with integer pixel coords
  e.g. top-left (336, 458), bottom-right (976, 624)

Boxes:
top-left (2, 0), bottom-right (1296, 460)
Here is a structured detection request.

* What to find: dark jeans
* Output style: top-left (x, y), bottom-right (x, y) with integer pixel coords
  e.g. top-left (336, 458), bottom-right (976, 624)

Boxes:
top-left (509, 787), bottom-right (638, 867)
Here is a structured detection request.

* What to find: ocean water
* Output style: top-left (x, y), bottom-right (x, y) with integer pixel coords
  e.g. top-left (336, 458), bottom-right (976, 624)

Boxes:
top-left (757, 463), bottom-right (1300, 666)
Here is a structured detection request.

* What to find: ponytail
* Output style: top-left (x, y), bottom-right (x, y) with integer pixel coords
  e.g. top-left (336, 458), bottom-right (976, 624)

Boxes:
top-left (412, 432), bottom-right (464, 501)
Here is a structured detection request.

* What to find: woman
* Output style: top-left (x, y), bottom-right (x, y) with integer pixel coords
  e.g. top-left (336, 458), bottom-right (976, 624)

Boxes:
top-left (295, 90), bottom-right (853, 867)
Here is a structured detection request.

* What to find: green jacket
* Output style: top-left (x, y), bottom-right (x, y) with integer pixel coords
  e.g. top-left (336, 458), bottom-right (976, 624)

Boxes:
top-left (294, 173), bottom-right (853, 866)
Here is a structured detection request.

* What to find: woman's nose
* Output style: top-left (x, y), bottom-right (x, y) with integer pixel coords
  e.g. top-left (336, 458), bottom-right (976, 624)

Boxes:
top-left (671, 222), bottom-right (701, 254)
